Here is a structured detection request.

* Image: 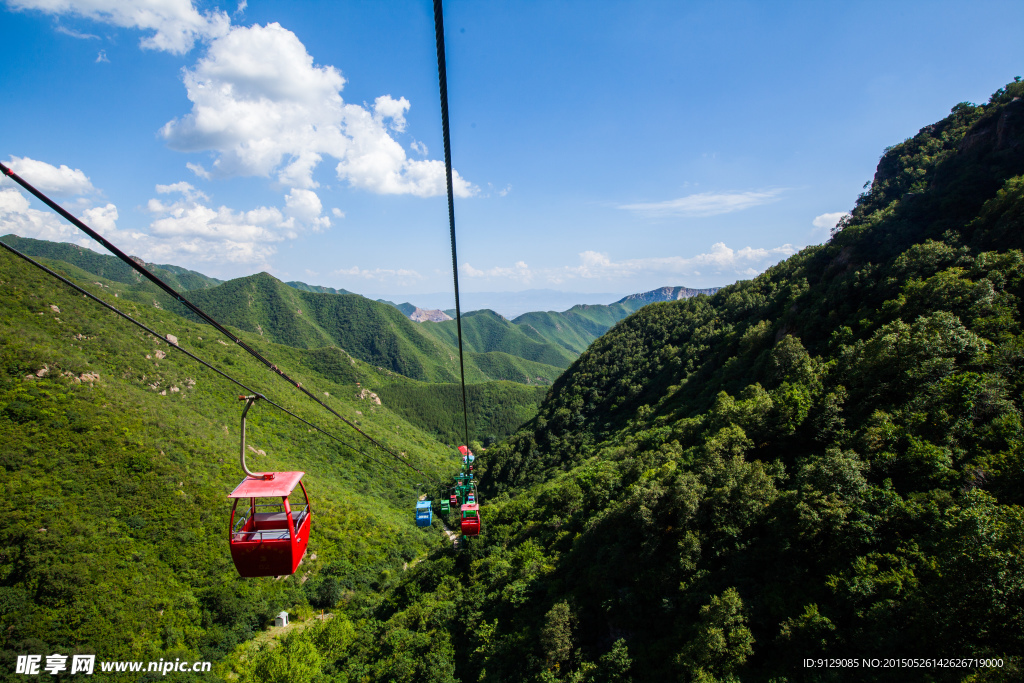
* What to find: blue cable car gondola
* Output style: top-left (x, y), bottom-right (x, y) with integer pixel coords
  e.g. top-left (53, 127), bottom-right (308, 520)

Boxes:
top-left (415, 499), bottom-right (433, 527)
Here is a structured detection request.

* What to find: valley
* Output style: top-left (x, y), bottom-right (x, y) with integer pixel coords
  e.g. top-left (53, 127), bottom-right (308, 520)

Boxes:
top-left (2, 80), bottom-right (1024, 683)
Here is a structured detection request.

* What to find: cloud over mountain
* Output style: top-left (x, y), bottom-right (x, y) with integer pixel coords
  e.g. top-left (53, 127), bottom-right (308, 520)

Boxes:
top-left (160, 22), bottom-right (475, 198)
top-left (619, 189), bottom-right (786, 218)
top-left (8, 0), bottom-right (229, 54)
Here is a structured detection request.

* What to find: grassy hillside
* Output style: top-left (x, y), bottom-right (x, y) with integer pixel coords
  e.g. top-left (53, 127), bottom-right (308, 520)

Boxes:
top-left (0, 236), bottom-right (695, 390)
top-left (285, 280), bottom-right (357, 296)
top-left (0, 237), bottom-right (656, 390)
top-left (237, 80), bottom-right (1024, 683)
top-left (0, 234), bottom-right (223, 292)
top-left (180, 273), bottom-right (565, 385)
top-left (0, 249), bottom-right (463, 679)
top-left (182, 272), bottom-right (339, 349)
top-left (418, 309), bottom-right (578, 369)
top-left (376, 379), bottom-right (548, 445)
top-left (512, 301), bottom-right (645, 355)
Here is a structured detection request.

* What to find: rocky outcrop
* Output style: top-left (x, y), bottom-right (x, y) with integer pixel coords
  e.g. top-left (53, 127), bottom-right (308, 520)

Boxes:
top-left (615, 286), bottom-right (720, 306)
top-left (959, 97), bottom-right (1024, 155)
top-left (408, 307), bottom-right (453, 322)
top-left (357, 388), bottom-right (382, 405)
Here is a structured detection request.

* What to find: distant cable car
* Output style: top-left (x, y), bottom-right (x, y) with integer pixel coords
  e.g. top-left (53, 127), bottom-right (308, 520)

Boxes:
top-left (228, 395), bottom-right (312, 577)
top-left (439, 497), bottom-right (450, 514)
top-left (415, 499), bottom-right (433, 527)
top-left (460, 502), bottom-right (481, 536)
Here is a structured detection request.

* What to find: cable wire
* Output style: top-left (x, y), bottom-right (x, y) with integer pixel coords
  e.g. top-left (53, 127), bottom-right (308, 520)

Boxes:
top-left (0, 162), bottom-right (423, 475)
top-left (0, 239), bottom-right (395, 459)
top-left (433, 0), bottom-right (472, 450)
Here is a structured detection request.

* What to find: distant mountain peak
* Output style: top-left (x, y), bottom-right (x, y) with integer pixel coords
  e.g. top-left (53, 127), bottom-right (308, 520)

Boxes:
top-left (615, 285), bottom-right (719, 305)
top-left (285, 280), bottom-right (357, 296)
top-left (408, 307), bottom-right (452, 322)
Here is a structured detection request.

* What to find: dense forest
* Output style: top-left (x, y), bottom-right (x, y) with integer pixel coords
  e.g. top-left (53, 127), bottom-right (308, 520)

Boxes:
top-left (2, 79), bottom-right (1023, 683)
top-left (237, 81), bottom-right (1024, 682)
top-left (0, 239), bottom-right (556, 680)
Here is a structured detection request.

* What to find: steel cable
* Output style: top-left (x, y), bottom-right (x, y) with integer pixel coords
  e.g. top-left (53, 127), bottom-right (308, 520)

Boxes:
top-left (0, 162), bottom-right (423, 474)
top-left (0, 236), bottom-right (409, 477)
top-left (432, 0), bottom-right (473, 451)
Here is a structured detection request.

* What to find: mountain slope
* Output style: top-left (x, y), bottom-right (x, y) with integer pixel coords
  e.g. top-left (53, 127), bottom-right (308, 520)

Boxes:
top-left (614, 285), bottom-right (720, 305)
top-left (1, 236), bottom-right (713, 388)
top-left (417, 309), bottom-right (578, 369)
top-left (511, 301), bottom-right (645, 355)
top-left (285, 280), bottom-right (357, 295)
top-left (0, 249), bottom-right (462, 671)
top-left (179, 273), bottom-right (565, 385)
top-left (375, 379), bottom-right (547, 446)
top-left (0, 234), bottom-right (223, 291)
top-left (244, 80), bottom-right (1024, 683)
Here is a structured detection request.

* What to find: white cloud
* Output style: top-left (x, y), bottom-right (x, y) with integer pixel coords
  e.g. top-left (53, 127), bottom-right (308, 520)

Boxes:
top-left (812, 211), bottom-right (850, 232)
top-left (155, 180), bottom-right (206, 200)
top-left (461, 243), bottom-right (798, 287)
top-left (0, 177), bottom-right (145, 255)
top-left (410, 140), bottom-right (428, 156)
top-left (619, 189), bottom-right (786, 218)
top-left (334, 265), bottom-right (424, 285)
top-left (9, 0), bottom-right (230, 54)
top-left (373, 95), bottom-right (409, 132)
top-left (95, 49), bottom-right (109, 62)
top-left (145, 197), bottom-right (284, 263)
top-left (143, 181), bottom-right (330, 264)
top-left (561, 243), bottom-right (797, 281)
top-left (0, 162), bottom-right (324, 269)
top-left (160, 22), bottom-right (475, 197)
top-left (185, 162), bottom-right (210, 179)
top-left (284, 188), bottom-right (329, 231)
top-left (0, 187), bottom-right (82, 243)
top-left (461, 260), bottom-right (532, 283)
top-left (486, 182), bottom-right (512, 197)
top-left (331, 208), bottom-right (345, 219)
top-left (234, 0), bottom-right (247, 16)
top-left (5, 156), bottom-right (95, 195)
top-left (80, 202), bottom-right (118, 234)
top-left (55, 24), bottom-right (98, 39)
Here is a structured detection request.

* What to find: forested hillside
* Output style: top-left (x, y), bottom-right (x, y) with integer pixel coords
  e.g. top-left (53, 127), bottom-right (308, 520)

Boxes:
top-left (0, 236), bottom-right (688, 387)
top-left (511, 301), bottom-right (645, 355)
top-left (0, 248), bottom-right (467, 680)
top-left (180, 273), bottom-right (567, 385)
top-left (376, 379), bottom-right (547, 446)
top-left (0, 234), bottom-right (223, 292)
top-left (418, 309), bottom-right (579, 368)
top-left (241, 81), bottom-right (1024, 682)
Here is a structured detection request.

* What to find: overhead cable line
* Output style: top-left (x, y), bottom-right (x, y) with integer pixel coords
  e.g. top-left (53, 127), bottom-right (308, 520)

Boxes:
top-left (0, 162), bottom-right (423, 476)
top-left (432, 0), bottom-right (472, 450)
top-left (0, 239), bottom-right (414, 473)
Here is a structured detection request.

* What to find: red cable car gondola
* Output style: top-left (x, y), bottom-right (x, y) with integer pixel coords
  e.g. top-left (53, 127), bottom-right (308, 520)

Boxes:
top-left (228, 395), bottom-right (312, 577)
top-left (460, 502), bottom-right (481, 536)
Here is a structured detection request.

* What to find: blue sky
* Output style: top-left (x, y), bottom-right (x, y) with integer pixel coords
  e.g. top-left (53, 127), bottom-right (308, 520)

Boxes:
top-left (1, 0), bottom-right (1023, 310)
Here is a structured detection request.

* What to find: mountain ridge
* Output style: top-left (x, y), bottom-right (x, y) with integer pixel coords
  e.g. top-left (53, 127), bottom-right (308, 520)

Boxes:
top-left (1, 233), bottom-right (721, 380)
top-left (614, 284), bottom-right (720, 304)
top-left (229, 79), bottom-right (1024, 682)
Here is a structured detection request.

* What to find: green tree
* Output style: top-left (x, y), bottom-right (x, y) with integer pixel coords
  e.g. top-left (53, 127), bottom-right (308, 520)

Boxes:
top-left (678, 588), bottom-right (754, 682)
top-left (540, 601), bottom-right (577, 669)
